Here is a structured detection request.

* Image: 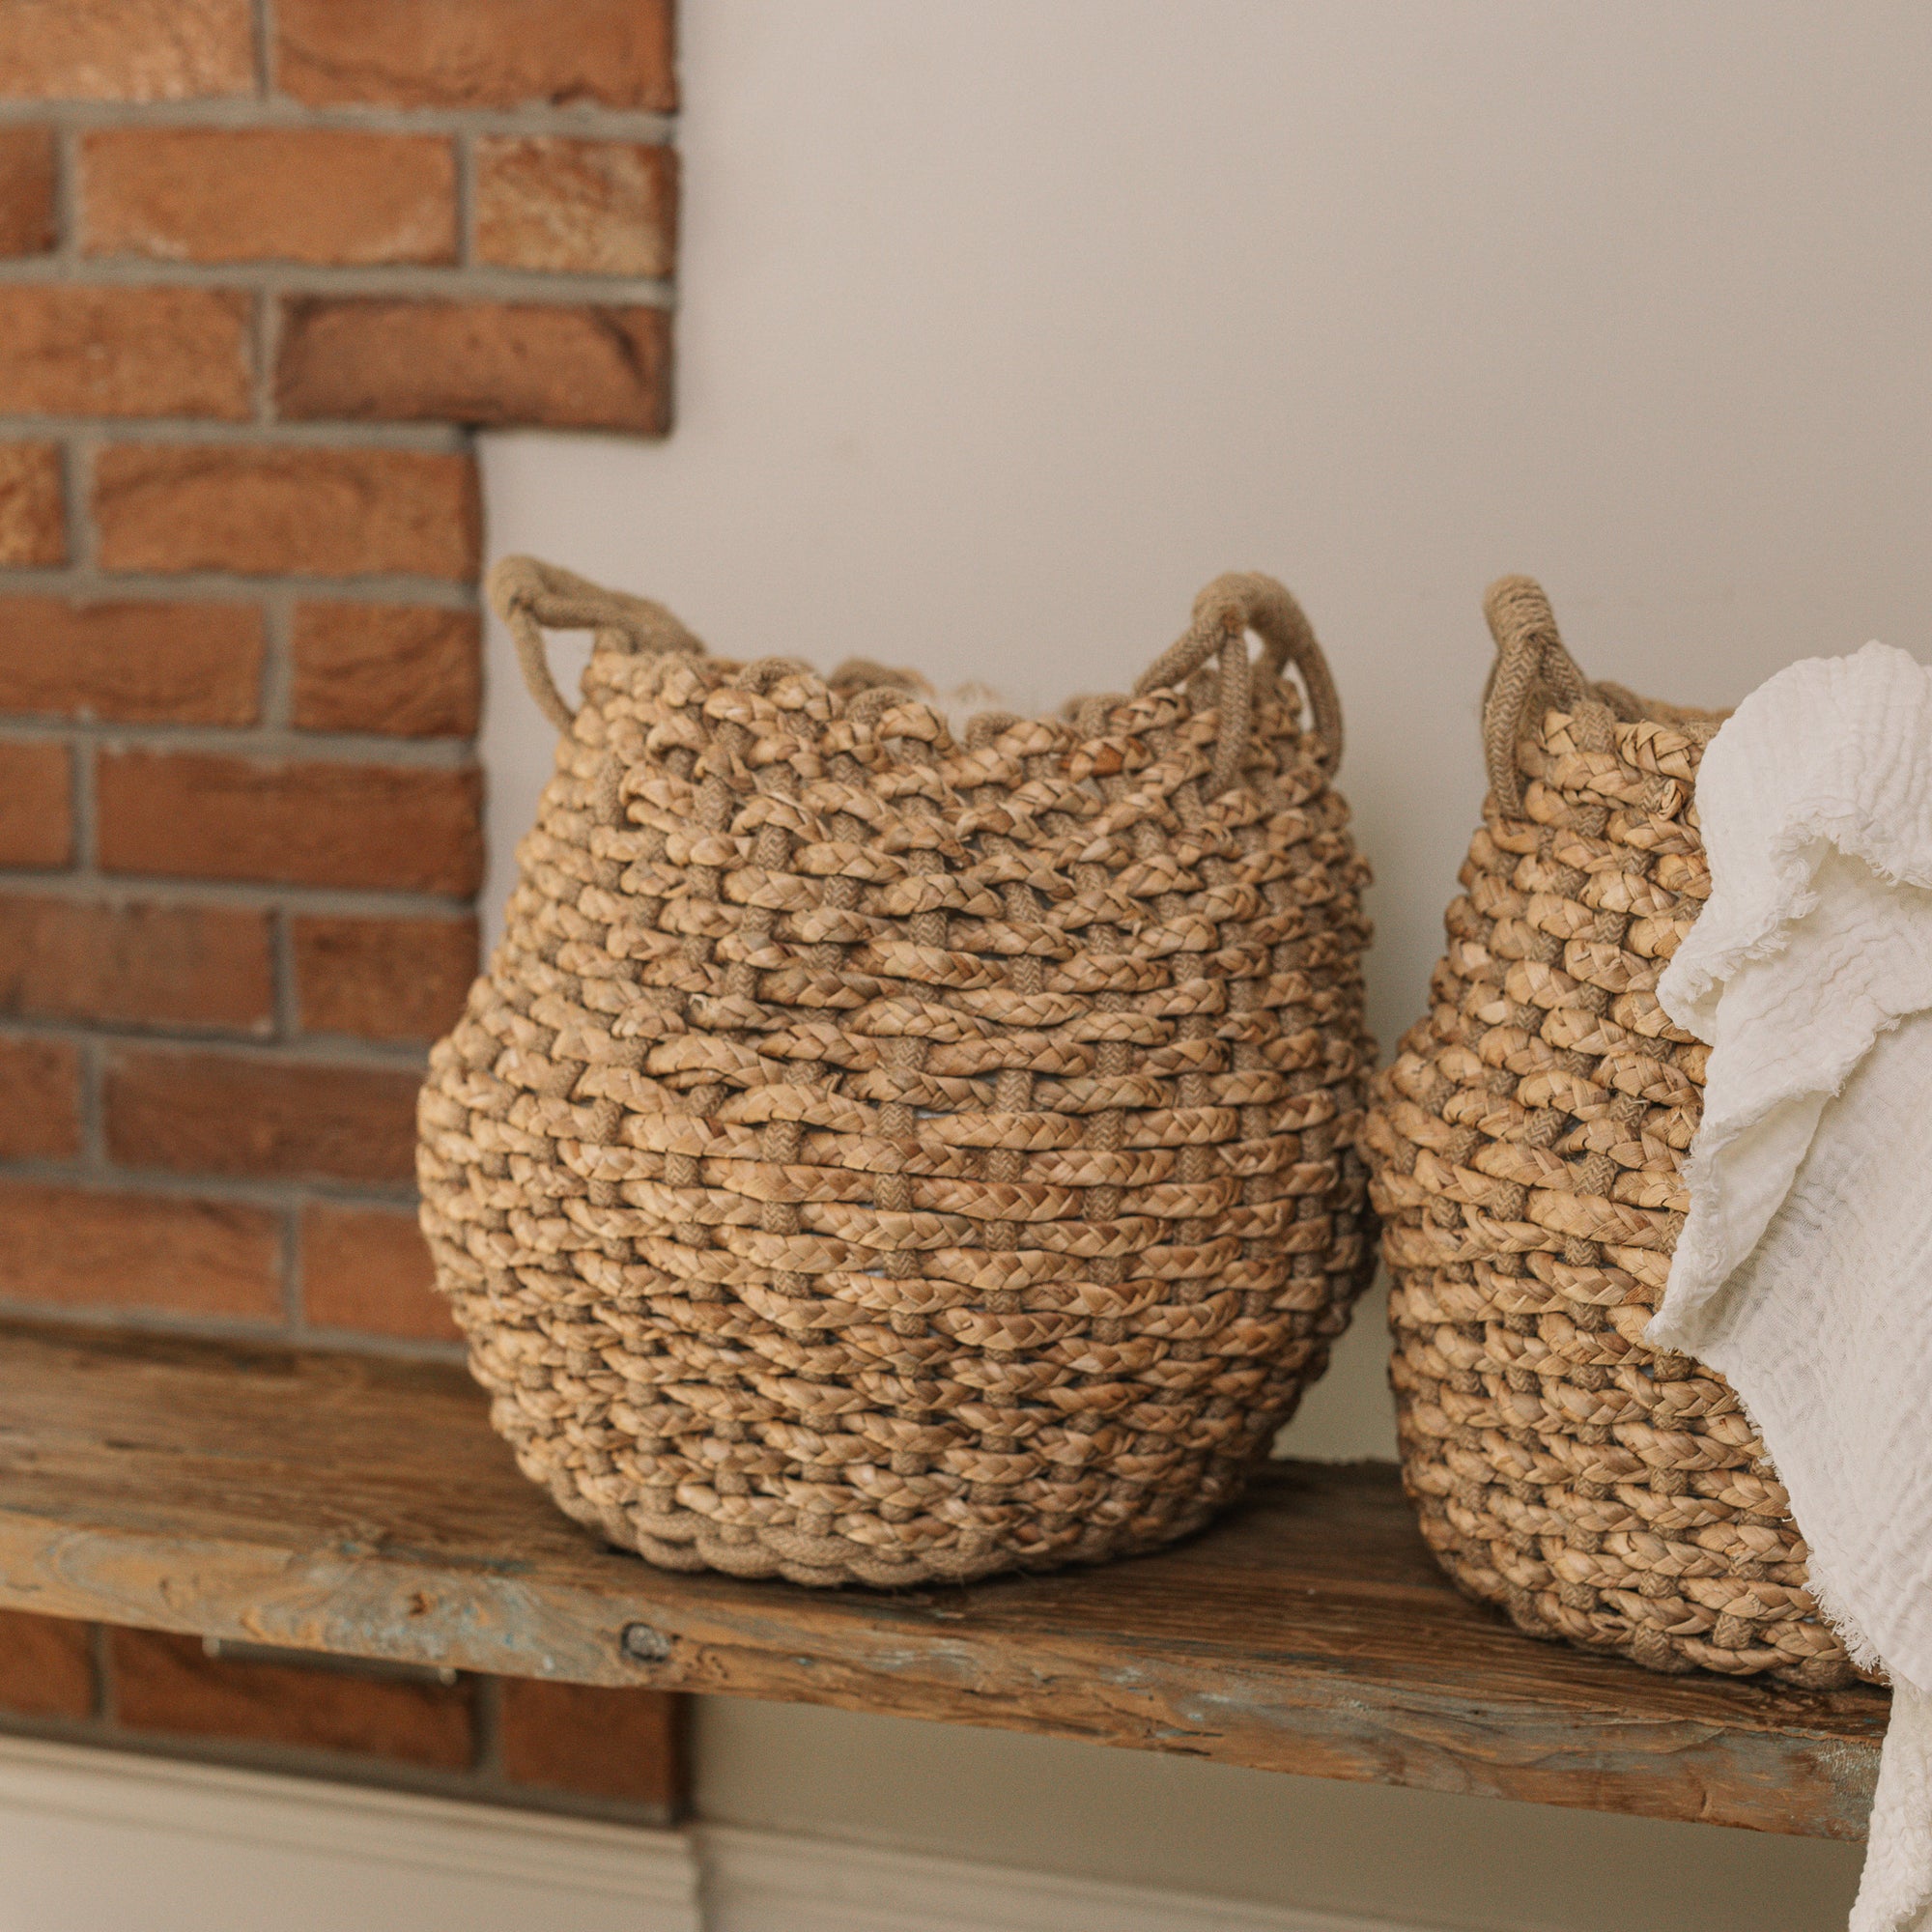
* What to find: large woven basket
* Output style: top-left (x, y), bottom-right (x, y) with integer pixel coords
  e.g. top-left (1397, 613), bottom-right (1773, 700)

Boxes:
top-left (419, 558), bottom-right (1377, 1587)
top-left (1363, 576), bottom-right (1857, 1688)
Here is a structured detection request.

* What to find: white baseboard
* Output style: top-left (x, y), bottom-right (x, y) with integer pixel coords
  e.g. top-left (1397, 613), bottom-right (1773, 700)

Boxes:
top-left (0, 1733), bottom-right (702, 1932)
top-left (698, 1824), bottom-right (1418, 1932)
top-left (0, 1733), bottom-right (1428, 1932)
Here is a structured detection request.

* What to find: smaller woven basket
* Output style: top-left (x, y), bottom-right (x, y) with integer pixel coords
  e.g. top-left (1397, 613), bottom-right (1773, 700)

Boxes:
top-left (420, 559), bottom-right (1377, 1587)
top-left (1364, 576), bottom-right (1859, 1688)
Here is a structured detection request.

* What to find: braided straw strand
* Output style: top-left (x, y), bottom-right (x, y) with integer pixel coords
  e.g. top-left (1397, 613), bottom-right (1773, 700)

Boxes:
top-left (1480, 575), bottom-right (1593, 814)
top-left (1361, 578), bottom-right (1852, 1688)
top-left (422, 561), bottom-right (1376, 1588)
top-left (1139, 571), bottom-right (1345, 791)
top-left (489, 554), bottom-right (704, 731)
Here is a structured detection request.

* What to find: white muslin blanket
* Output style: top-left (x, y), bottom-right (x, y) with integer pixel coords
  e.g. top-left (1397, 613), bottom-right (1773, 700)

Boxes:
top-left (1649, 641), bottom-right (1932, 1931)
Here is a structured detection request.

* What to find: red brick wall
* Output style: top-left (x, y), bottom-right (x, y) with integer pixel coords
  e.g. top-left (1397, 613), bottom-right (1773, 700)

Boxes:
top-left (0, 1609), bottom-right (685, 1822)
top-left (0, 0), bottom-right (682, 1819)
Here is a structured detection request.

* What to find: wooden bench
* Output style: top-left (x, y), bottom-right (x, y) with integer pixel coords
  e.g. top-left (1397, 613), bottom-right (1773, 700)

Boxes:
top-left (0, 1320), bottom-right (1884, 1838)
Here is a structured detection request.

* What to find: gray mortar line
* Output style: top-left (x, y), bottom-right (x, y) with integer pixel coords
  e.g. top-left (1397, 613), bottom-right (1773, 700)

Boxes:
top-left (0, 564), bottom-right (476, 606)
top-left (0, 721), bottom-right (480, 767)
top-left (0, 1017), bottom-right (433, 1073)
top-left (0, 1293), bottom-right (465, 1364)
top-left (257, 582), bottom-right (296, 729)
top-left (470, 1676), bottom-right (504, 1776)
top-left (76, 1035), bottom-right (106, 1168)
top-left (254, 0), bottom-right (275, 99)
top-left (0, 1153), bottom-right (420, 1210)
top-left (455, 131), bottom-right (477, 270)
top-left (279, 1189), bottom-right (303, 1326)
top-left (0, 254), bottom-right (674, 306)
top-left (50, 127), bottom-right (78, 262)
top-left (0, 99), bottom-right (675, 142)
top-left (0, 871), bottom-right (476, 919)
top-left (270, 901), bottom-right (298, 1038)
top-left (56, 435), bottom-right (93, 568)
top-left (68, 724), bottom-right (97, 866)
top-left (251, 283), bottom-right (278, 424)
top-left (0, 415), bottom-right (471, 449)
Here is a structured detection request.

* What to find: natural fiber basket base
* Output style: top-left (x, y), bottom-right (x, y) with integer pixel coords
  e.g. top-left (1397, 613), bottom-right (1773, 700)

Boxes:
top-left (1365, 577), bottom-right (1860, 1690)
top-left (420, 561), bottom-right (1377, 1588)
top-left (495, 1395), bottom-right (1236, 1587)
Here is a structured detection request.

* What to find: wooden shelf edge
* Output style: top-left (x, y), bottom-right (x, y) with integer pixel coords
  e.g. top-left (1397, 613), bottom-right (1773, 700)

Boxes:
top-left (0, 1321), bottom-right (1888, 1841)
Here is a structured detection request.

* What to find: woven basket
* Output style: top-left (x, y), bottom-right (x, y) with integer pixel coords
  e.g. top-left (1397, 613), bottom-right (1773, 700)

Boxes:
top-left (1363, 576), bottom-right (1858, 1688)
top-left (419, 557), bottom-right (1377, 1587)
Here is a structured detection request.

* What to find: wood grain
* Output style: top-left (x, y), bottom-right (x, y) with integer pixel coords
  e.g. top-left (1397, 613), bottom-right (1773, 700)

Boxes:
top-left (0, 1321), bottom-right (1886, 1838)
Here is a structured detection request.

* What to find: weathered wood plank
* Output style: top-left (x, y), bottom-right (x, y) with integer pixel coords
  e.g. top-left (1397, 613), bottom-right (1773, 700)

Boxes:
top-left (0, 1321), bottom-right (1887, 1837)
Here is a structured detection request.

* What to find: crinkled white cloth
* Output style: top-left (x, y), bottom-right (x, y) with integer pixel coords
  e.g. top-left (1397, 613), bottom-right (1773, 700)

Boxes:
top-left (1650, 642), bottom-right (1932, 1932)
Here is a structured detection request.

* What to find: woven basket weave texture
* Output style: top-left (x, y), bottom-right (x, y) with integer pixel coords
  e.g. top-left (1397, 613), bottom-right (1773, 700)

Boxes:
top-left (1363, 576), bottom-right (1857, 1687)
top-left (419, 559), bottom-right (1376, 1586)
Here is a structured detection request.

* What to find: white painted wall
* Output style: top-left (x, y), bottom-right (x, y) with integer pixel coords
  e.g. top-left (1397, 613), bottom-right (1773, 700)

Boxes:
top-left (478, 2), bottom-right (1923, 1921)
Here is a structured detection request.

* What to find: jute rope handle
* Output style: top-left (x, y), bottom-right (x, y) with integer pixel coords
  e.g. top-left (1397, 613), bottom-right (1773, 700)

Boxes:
top-left (1136, 571), bottom-right (1344, 794)
top-left (490, 555), bottom-right (1341, 799)
top-left (1481, 574), bottom-right (1602, 815)
top-left (487, 554), bottom-right (704, 733)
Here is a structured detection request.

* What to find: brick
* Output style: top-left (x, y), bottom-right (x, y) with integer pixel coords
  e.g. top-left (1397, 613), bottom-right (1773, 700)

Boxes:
top-left (0, 1036), bottom-right (81, 1160)
top-left (0, 444), bottom-right (65, 566)
top-left (0, 0), bottom-right (253, 103)
top-left (276, 298), bottom-right (670, 434)
top-left (0, 1610), bottom-right (94, 1719)
top-left (291, 602), bottom-right (479, 738)
top-left (0, 286), bottom-right (250, 420)
top-left (82, 128), bottom-right (456, 268)
top-left (98, 751), bottom-right (481, 894)
top-left (0, 596), bottom-right (261, 724)
top-left (105, 1046), bottom-right (419, 1184)
top-left (499, 1681), bottom-right (684, 1809)
top-left (0, 129), bottom-right (57, 257)
top-left (0, 742), bottom-right (71, 867)
top-left (277, 0), bottom-right (673, 111)
top-left (94, 444), bottom-right (479, 582)
top-left (293, 914), bottom-right (475, 1041)
top-left (112, 1631), bottom-right (474, 1770)
top-left (475, 139), bottom-right (676, 277)
top-left (0, 895), bottom-right (272, 1031)
top-left (0, 1181), bottom-right (280, 1318)
top-left (302, 1204), bottom-right (458, 1343)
